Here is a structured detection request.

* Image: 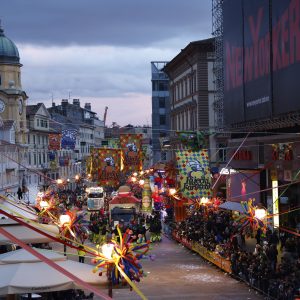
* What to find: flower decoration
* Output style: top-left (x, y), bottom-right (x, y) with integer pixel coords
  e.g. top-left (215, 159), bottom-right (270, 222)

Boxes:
top-left (92, 226), bottom-right (150, 288)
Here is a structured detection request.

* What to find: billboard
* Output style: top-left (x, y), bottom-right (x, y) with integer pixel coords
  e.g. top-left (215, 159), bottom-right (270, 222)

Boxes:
top-left (223, 0), bottom-right (300, 125)
top-left (272, 0), bottom-right (300, 115)
top-left (176, 149), bottom-right (211, 200)
top-left (224, 0), bottom-right (244, 124)
top-left (227, 171), bottom-right (260, 204)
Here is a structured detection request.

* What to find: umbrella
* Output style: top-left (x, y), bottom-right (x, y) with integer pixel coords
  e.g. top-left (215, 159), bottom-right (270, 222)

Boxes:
top-left (0, 199), bottom-right (38, 222)
top-left (0, 224), bottom-right (59, 245)
top-left (0, 248), bottom-right (65, 264)
top-left (0, 248), bottom-right (106, 295)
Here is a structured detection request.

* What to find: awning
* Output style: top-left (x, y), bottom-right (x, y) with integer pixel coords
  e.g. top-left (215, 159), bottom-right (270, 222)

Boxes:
top-left (218, 201), bottom-right (245, 213)
top-left (0, 224), bottom-right (59, 245)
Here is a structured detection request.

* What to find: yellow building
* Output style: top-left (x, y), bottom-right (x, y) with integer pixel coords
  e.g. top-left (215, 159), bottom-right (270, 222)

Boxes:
top-left (0, 24), bottom-right (27, 144)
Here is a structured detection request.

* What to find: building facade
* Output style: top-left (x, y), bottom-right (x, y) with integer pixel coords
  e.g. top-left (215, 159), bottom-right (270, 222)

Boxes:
top-left (164, 38), bottom-right (219, 162)
top-left (0, 25), bottom-right (29, 197)
top-left (151, 62), bottom-right (171, 165)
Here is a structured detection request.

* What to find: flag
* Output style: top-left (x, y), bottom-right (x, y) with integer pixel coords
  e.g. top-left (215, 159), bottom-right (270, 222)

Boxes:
top-left (97, 148), bottom-right (121, 186)
top-left (120, 134), bottom-right (143, 172)
top-left (61, 129), bottom-right (78, 150)
top-left (176, 149), bottom-right (211, 199)
top-left (48, 133), bottom-right (61, 150)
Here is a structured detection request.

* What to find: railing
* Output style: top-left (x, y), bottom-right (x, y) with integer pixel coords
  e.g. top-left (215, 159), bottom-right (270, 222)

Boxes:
top-left (172, 230), bottom-right (231, 274)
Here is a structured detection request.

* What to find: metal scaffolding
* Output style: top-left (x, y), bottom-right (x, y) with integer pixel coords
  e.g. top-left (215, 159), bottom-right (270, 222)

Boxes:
top-left (212, 0), bottom-right (224, 131)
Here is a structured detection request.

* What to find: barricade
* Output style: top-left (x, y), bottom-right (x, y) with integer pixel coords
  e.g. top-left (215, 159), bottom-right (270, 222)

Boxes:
top-left (172, 230), bottom-right (231, 274)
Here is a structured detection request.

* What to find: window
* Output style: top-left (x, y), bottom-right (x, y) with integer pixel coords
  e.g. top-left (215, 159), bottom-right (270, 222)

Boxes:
top-left (34, 153), bottom-right (37, 165)
top-left (0, 74), bottom-right (1, 86)
top-left (38, 135), bottom-right (40, 144)
top-left (161, 152), bottom-right (167, 161)
top-left (37, 119), bottom-right (40, 126)
top-left (159, 97), bottom-right (165, 108)
top-left (159, 115), bottom-right (166, 125)
top-left (28, 153), bottom-right (31, 165)
top-left (218, 144), bottom-right (227, 163)
top-left (33, 135), bottom-right (36, 144)
top-left (159, 81), bottom-right (168, 91)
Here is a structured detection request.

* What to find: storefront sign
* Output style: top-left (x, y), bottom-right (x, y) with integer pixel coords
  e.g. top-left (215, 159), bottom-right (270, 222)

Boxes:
top-left (233, 149), bottom-right (252, 160)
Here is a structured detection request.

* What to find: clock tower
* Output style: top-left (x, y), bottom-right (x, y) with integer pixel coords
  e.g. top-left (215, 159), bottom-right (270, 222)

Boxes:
top-left (0, 24), bottom-right (27, 144)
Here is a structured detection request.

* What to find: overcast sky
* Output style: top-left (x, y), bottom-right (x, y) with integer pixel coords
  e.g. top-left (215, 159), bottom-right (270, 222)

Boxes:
top-left (1, 0), bottom-right (212, 126)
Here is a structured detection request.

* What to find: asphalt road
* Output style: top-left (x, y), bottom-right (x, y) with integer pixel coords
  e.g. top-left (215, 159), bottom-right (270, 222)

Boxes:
top-left (102, 236), bottom-right (264, 300)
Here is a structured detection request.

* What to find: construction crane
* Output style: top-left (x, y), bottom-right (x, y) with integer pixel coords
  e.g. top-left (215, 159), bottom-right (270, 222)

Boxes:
top-left (103, 106), bottom-right (108, 126)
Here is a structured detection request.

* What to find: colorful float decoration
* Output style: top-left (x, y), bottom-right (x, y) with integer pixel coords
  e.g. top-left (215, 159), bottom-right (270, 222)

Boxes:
top-left (92, 226), bottom-right (149, 299)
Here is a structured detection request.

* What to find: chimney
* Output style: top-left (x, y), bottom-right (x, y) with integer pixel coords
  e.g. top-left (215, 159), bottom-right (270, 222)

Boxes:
top-left (52, 102), bottom-right (56, 107)
top-left (73, 99), bottom-right (80, 107)
top-left (61, 99), bottom-right (68, 106)
top-left (84, 103), bottom-right (91, 111)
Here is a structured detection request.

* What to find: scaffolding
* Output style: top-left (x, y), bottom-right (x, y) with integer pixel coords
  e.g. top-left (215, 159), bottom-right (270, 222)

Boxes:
top-left (212, 0), bottom-right (224, 131)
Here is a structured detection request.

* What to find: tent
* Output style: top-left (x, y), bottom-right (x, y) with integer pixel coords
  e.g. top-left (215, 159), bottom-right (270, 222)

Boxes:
top-left (0, 224), bottom-right (59, 245)
top-left (0, 198), bottom-right (38, 222)
top-left (218, 201), bottom-right (245, 213)
top-left (0, 248), bottom-right (105, 295)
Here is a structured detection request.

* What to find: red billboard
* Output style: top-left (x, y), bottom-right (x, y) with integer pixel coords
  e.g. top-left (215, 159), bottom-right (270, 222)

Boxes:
top-left (223, 0), bottom-right (300, 125)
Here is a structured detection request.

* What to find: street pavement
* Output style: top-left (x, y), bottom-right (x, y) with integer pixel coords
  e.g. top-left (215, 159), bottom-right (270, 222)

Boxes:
top-left (97, 236), bottom-right (263, 300)
top-left (52, 235), bottom-right (264, 300)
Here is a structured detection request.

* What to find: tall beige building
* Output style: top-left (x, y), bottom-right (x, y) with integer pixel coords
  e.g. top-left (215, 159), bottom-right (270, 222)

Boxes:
top-left (0, 25), bottom-right (28, 197)
top-left (0, 25), bottom-right (27, 144)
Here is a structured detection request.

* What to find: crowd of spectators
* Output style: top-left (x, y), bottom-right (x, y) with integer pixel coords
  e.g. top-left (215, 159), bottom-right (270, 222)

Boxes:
top-left (174, 207), bottom-right (300, 299)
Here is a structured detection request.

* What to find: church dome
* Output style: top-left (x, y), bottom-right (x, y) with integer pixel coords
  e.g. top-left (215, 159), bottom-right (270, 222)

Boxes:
top-left (0, 26), bottom-right (20, 64)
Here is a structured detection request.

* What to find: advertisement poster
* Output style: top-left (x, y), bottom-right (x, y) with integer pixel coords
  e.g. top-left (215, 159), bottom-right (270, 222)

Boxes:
top-left (176, 149), bottom-right (211, 199)
top-left (61, 129), bottom-right (78, 150)
top-left (48, 133), bottom-right (61, 150)
top-left (98, 148), bottom-right (121, 187)
top-left (120, 134), bottom-right (143, 173)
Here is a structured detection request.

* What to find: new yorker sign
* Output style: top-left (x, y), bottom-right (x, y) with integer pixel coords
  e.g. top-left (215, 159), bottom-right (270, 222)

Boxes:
top-left (223, 0), bottom-right (300, 125)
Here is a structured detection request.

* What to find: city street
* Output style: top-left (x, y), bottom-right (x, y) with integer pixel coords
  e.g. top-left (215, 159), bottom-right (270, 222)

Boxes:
top-left (94, 236), bottom-right (263, 300)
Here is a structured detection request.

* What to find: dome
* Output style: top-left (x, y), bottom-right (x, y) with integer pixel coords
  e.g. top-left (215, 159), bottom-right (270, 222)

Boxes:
top-left (0, 26), bottom-right (20, 64)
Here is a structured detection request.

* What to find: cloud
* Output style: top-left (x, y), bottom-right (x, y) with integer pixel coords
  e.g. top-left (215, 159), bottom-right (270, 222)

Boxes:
top-left (1, 0), bottom-right (211, 47)
top-left (2, 0), bottom-right (212, 125)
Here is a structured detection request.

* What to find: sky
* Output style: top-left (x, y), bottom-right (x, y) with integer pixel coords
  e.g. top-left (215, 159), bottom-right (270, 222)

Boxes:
top-left (1, 0), bottom-right (212, 126)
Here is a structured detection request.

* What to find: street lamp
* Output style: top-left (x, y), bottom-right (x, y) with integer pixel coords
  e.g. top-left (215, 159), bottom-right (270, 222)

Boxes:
top-left (59, 214), bottom-right (71, 256)
top-left (254, 207), bottom-right (267, 220)
top-left (39, 200), bottom-right (49, 210)
top-left (102, 242), bottom-right (114, 297)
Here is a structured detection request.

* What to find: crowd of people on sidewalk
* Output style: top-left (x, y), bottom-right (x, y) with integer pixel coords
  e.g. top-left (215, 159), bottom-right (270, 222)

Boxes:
top-left (174, 207), bottom-right (300, 300)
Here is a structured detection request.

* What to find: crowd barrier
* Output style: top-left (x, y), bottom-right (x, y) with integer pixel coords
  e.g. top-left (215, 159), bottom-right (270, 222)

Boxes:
top-left (172, 231), bottom-right (231, 274)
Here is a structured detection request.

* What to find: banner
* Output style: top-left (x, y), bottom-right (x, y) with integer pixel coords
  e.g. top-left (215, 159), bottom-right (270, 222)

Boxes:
top-left (48, 133), bottom-right (61, 150)
top-left (120, 134), bottom-right (143, 173)
top-left (98, 148), bottom-right (121, 186)
top-left (61, 129), bottom-right (78, 150)
top-left (48, 151), bottom-right (56, 161)
top-left (176, 149), bottom-right (211, 199)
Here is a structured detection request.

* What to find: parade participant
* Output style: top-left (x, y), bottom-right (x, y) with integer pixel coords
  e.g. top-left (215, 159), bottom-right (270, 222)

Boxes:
top-left (78, 245), bottom-right (86, 263)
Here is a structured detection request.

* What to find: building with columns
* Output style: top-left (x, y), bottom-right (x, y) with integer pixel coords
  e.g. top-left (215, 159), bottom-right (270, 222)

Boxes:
top-left (164, 38), bottom-right (220, 163)
top-left (0, 24), bottom-right (29, 197)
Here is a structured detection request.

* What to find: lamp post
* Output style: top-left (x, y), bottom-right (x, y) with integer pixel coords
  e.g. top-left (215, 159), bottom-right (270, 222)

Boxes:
top-left (59, 214), bottom-right (71, 256)
top-left (102, 238), bottom-right (114, 297)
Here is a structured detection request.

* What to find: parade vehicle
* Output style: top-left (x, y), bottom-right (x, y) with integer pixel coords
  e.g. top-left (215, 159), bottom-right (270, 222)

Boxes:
top-left (86, 186), bottom-right (105, 211)
top-left (110, 207), bottom-right (136, 226)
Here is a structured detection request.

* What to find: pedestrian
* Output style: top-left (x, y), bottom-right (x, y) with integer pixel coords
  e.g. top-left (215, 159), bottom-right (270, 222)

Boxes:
top-left (17, 187), bottom-right (23, 200)
top-left (78, 245), bottom-right (86, 263)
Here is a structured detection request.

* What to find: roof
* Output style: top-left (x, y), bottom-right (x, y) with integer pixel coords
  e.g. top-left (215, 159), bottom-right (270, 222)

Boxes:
top-left (164, 37), bottom-right (214, 74)
top-left (1, 120), bottom-right (15, 130)
top-left (0, 26), bottom-right (20, 64)
top-left (110, 193), bottom-right (140, 204)
top-left (218, 201), bottom-right (245, 213)
top-left (26, 103), bottom-right (42, 116)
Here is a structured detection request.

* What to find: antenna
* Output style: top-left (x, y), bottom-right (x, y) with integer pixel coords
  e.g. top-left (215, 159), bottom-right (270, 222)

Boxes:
top-left (51, 93), bottom-right (54, 105)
